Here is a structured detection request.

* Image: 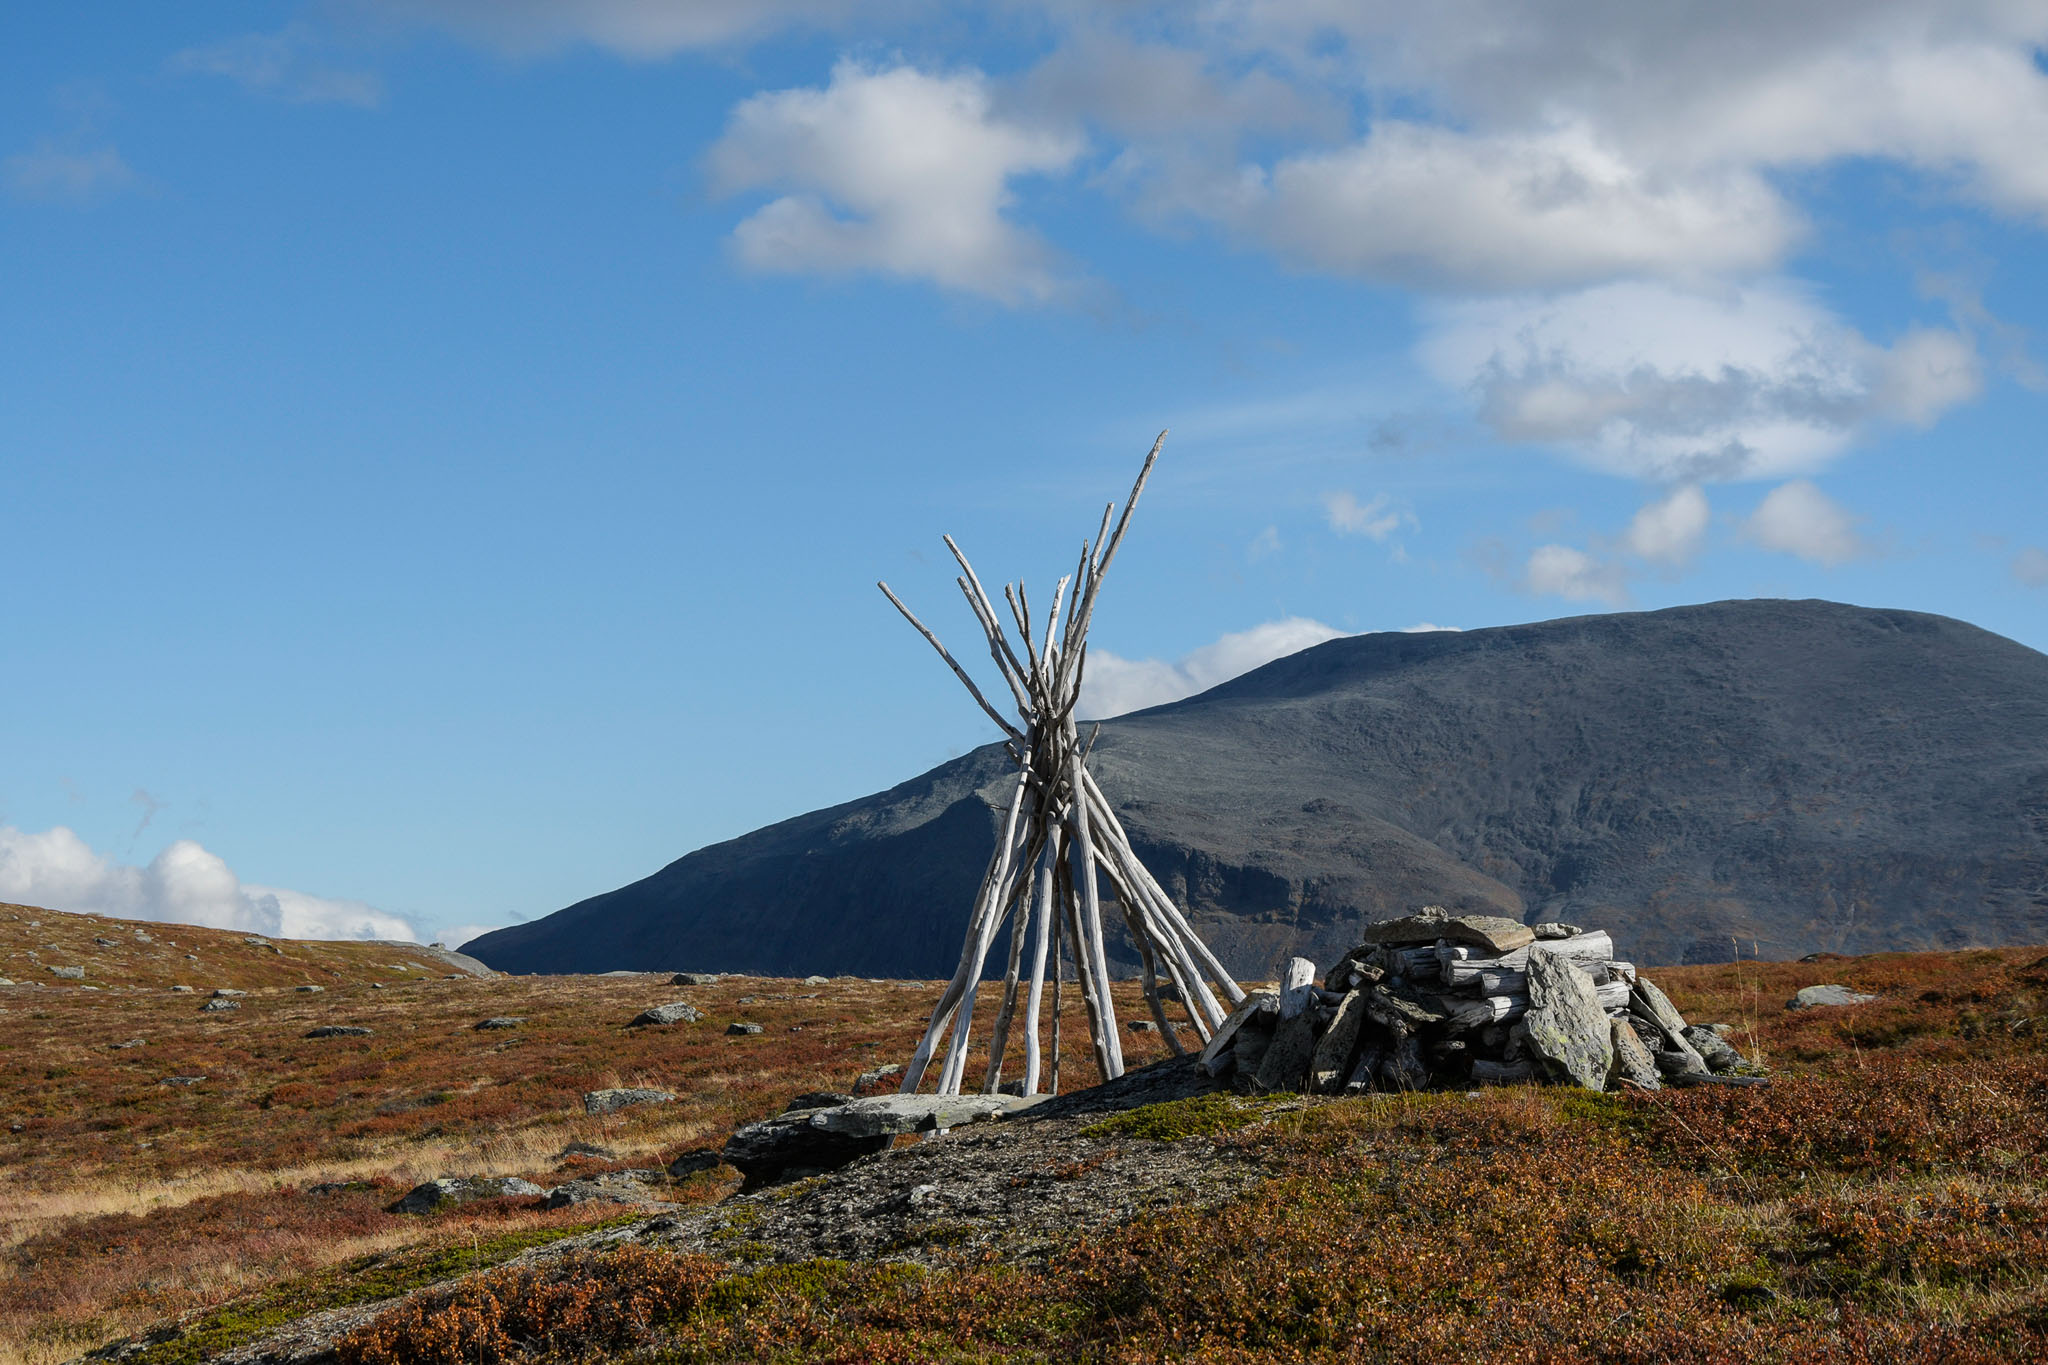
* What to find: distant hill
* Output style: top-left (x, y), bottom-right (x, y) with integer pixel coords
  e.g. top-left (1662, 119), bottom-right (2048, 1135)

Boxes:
top-left (466, 599), bottom-right (2048, 977)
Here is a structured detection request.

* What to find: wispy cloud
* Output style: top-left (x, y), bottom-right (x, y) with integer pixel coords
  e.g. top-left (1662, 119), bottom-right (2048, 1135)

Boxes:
top-left (170, 28), bottom-right (383, 107)
top-left (1081, 616), bottom-right (1347, 718)
top-left (4, 140), bottom-right (134, 203)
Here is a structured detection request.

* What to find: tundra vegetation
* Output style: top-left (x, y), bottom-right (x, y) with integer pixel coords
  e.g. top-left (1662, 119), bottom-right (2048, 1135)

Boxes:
top-left (5, 902), bottom-right (2048, 1363)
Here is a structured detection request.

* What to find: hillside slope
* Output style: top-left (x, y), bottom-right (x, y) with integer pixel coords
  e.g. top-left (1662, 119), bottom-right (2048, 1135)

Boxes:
top-left (467, 599), bottom-right (2048, 976)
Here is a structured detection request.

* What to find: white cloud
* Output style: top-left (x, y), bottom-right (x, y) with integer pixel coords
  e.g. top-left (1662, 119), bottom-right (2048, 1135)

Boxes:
top-left (1247, 524), bottom-right (1282, 560)
top-left (1080, 616), bottom-right (1347, 718)
top-left (0, 825), bottom-right (417, 942)
top-left (4, 141), bottom-right (133, 202)
top-left (170, 29), bottom-right (383, 107)
top-left (707, 61), bottom-right (1084, 303)
top-left (1420, 280), bottom-right (1982, 480)
top-left (1622, 484), bottom-right (1710, 566)
top-left (1401, 622), bottom-right (1460, 633)
top-left (1323, 490), bottom-right (1413, 540)
top-left (1742, 480), bottom-right (1869, 566)
top-left (1523, 544), bottom-right (1628, 604)
top-left (2012, 546), bottom-right (2048, 587)
top-left (427, 922), bottom-right (503, 951)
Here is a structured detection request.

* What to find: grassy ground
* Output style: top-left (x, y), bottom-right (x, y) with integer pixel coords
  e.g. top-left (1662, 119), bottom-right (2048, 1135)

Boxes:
top-left (8, 902), bottom-right (2047, 1363)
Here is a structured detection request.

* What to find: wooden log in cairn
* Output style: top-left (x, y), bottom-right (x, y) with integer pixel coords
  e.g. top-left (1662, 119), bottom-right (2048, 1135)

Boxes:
top-left (880, 432), bottom-right (1246, 1097)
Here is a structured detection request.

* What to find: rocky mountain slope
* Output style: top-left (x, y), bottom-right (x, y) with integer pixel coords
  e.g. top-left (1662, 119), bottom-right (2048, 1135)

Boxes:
top-left (466, 599), bottom-right (2048, 976)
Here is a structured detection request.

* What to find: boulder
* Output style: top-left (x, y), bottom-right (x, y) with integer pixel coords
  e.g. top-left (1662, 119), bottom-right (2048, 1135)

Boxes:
top-left (1531, 923), bottom-right (1584, 940)
top-left (541, 1170), bottom-right (668, 1209)
top-left (583, 1087), bottom-right (676, 1116)
top-left (1252, 1011), bottom-right (1320, 1093)
top-left (802, 975), bottom-right (830, 987)
top-left (295, 985), bottom-right (324, 994)
top-left (1683, 1026), bottom-right (1749, 1072)
top-left (628, 1002), bottom-right (702, 1027)
top-left (47, 966), bottom-right (85, 980)
top-left (723, 1106), bottom-right (892, 1184)
top-left (200, 999), bottom-right (241, 1012)
top-left (810, 1092), bottom-right (1045, 1138)
top-left (727, 1022), bottom-right (764, 1036)
top-left (1360, 906), bottom-right (1535, 955)
top-left (1197, 989), bottom-right (1278, 1075)
top-left (474, 1016), bottom-right (524, 1030)
top-left (1788, 984), bottom-right (1880, 1009)
top-left (211, 989), bottom-right (246, 998)
top-left (1610, 1018), bottom-right (1662, 1090)
top-left (390, 1176), bottom-right (544, 1215)
top-left (1521, 947), bottom-right (1613, 1091)
top-left (671, 972), bottom-right (721, 986)
top-left (303, 1026), bottom-right (373, 1038)
top-left (1308, 990), bottom-right (1367, 1094)
top-left (169, 985), bottom-right (194, 994)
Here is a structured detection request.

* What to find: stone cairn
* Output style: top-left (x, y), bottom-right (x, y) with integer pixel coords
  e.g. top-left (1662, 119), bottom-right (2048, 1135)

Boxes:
top-left (1202, 907), bottom-right (1760, 1094)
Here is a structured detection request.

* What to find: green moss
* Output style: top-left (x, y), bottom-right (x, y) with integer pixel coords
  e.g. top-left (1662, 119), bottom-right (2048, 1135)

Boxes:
top-left (1079, 1093), bottom-right (1278, 1141)
top-left (1548, 1089), bottom-right (1649, 1137)
top-left (703, 1259), bottom-right (856, 1313)
top-left (117, 1215), bottom-right (646, 1365)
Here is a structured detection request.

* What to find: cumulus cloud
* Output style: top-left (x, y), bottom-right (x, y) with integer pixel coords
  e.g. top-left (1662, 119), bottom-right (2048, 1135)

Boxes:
top-left (0, 825), bottom-right (419, 942)
top-left (1623, 485), bottom-right (1711, 566)
top-left (1522, 544), bottom-right (1629, 605)
top-left (170, 28), bottom-right (383, 107)
top-left (1742, 480), bottom-right (1869, 566)
top-left (1080, 616), bottom-right (1347, 718)
top-left (2012, 546), bottom-right (2048, 587)
top-left (1420, 280), bottom-right (1981, 481)
top-left (707, 61), bottom-right (1083, 303)
top-left (1323, 491), bottom-right (1413, 540)
top-left (4, 141), bottom-right (133, 203)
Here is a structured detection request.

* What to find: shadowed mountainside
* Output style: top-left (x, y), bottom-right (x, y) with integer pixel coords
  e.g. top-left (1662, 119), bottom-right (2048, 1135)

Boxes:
top-left (468, 599), bottom-right (2048, 977)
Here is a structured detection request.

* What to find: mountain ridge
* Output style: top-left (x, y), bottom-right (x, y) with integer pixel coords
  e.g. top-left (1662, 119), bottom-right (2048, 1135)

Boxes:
top-left (467, 598), bottom-right (2048, 976)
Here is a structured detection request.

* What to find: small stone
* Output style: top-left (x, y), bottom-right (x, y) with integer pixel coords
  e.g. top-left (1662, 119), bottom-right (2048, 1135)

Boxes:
top-left (304, 1025), bottom-right (373, 1038)
top-left (785, 1091), bottom-right (854, 1112)
top-left (295, 985), bottom-right (324, 993)
top-left (1683, 1026), bottom-right (1749, 1072)
top-left (670, 972), bottom-right (720, 986)
top-left (211, 989), bottom-right (246, 998)
top-left (735, 995), bottom-right (757, 1005)
top-left (853, 1063), bottom-right (903, 1094)
top-left (1127, 1019), bottom-right (1158, 1033)
top-left (1531, 922), bottom-right (1583, 940)
top-left (94, 937), bottom-right (116, 947)
top-left (542, 1171), bottom-right (668, 1209)
top-left (628, 1002), bottom-right (702, 1027)
top-left (200, 999), bottom-right (240, 1012)
top-left (583, 1087), bottom-right (676, 1116)
top-left (160, 1075), bottom-right (207, 1086)
top-left (170, 985), bottom-right (194, 994)
top-left (1788, 984), bottom-right (1880, 1009)
top-left (474, 1016), bottom-right (524, 1030)
top-left (727, 1022), bottom-right (764, 1036)
top-left (109, 1038), bottom-right (146, 1050)
top-left (390, 1176), bottom-right (544, 1214)
top-left (802, 975), bottom-right (830, 987)
top-left (1308, 989), bottom-right (1367, 1094)
top-left (47, 966), bottom-right (85, 980)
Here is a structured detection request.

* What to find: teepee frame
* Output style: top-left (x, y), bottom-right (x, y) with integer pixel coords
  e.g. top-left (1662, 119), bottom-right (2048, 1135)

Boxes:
top-left (880, 432), bottom-right (1244, 1096)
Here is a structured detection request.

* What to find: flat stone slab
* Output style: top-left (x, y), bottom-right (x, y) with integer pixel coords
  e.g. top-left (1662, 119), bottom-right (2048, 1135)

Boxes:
top-left (1198, 989), bottom-right (1277, 1073)
top-left (390, 1176), bottom-right (543, 1215)
top-left (808, 1093), bottom-right (1048, 1138)
top-left (583, 1087), bottom-right (676, 1116)
top-left (1360, 906), bottom-right (1535, 955)
top-left (1523, 946), bottom-right (1612, 1091)
top-left (628, 1002), bottom-right (702, 1027)
top-left (1788, 984), bottom-right (1880, 1009)
top-left (474, 1016), bottom-right (524, 1030)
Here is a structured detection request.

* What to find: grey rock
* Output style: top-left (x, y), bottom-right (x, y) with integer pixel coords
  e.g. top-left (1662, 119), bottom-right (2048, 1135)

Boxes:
top-left (160, 1075), bottom-right (207, 1086)
top-left (628, 1002), bottom-right (703, 1027)
top-left (1471, 1058), bottom-right (1536, 1084)
top-left (1197, 990), bottom-right (1278, 1074)
top-left (1252, 1010), bottom-right (1320, 1093)
top-left (802, 975), bottom-right (830, 987)
top-left (557, 1141), bottom-right (618, 1161)
top-left (295, 985), bottom-right (324, 993)
top-left (726, 1022), bottom-right (764, 1036)
top-left (785, 1091), bottom-right (855, 1112)
top-left (390, 1176), bottom-right (544, 1215)
top-left (1683, 1025), bottom-right (1748, 1072)
top-left (582, 1087), bottom-right (676, 1116)
top-left (1788, 984), bottom-right (1880, 1009)
top-left (853, 1063), bottom-right (904, 1092)
top-left (474, 1016), bottom-right (524, 1030)
top-left (95, 937), bottom-right (116, 947)
top-left (1276, 957), bottom-right (1319, 1019)
top-left (199, 999), bottom-right (241, 1012)
top-left (1522, 947), bottom-right (1613, 1090)
top-left (1610, 1018), bottom-right (1663, 1090)
top-left (47, 965), bottom-right (85, 980)
top-left (667, 1150), bottom-right (723, 1178)
top-left (722, 1110), bottom-right (891, 1184)
top-left (1361, 907), bottom-right (1535, 955)
top-left (1629, 978), bottom-right (1709, 1072)
top-left (169, 985), bottom-right (194, 994)
top-left (304, 1025), bottom-right (373, 1038)
top-left (808, 1093), bottom-right (1046, 1139)
top-left (541, 1170), bottom-right (668, 1209)
top-left (1231, 1016), bottom-right (1274, 1075)
top-left (211, 988), bottom-right (246, 998)
top-left (1127, 1020), bottom-right (1158, 1033)
top-left (1531, 922), bottom-right (1583, 940)
top-left (108, 1038), bottom-right (146, 1050)
top-left (671, 972), bottom-right (721, 986)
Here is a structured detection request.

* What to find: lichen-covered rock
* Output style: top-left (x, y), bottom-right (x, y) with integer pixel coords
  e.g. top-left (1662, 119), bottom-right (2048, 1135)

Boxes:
top-left (199, 998), bottom-right (240, 1013)
top-left (1683, 1026), bottom-right (1749, 1072)
top-left (474, 1016), bottom-right (524, 1030)
top-left (1629, 978), bottom-right (1709, 1072)
top-left (303, 1025), bottom-right (372, 1038)
top-left (1252, 1011), bottom-right (1319, 1093)
top-left (629, 1002), bottom-right (702, 1027)
top-left (583, 1087), bottom-right (676, 1116)
top-left (727, 1022), bottom-right (764, 1036)
top-left (390, 1176), bottom-right (543, 1215)
top-left (1308, 990), bottom-right (1367, 1094)
top-left (1610, 1018), bottom-right (1662, 1090)
top-left (541, 1170), bottom-right (668, 1209)
top-left (1522, 947), bottom-right (1612, 1090)
top-left (671, 972), bottom-right (721, 986)
top-left (1360, 906), bottom-right (1535, 955)
top-left (1788, 984), bottom-right (1879, 1009)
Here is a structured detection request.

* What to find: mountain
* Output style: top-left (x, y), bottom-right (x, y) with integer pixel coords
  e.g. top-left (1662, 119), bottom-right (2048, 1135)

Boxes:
top-left (466, 599), bottom-right (2048, 977)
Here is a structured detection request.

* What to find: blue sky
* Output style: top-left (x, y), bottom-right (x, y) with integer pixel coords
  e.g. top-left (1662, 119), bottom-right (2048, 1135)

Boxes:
top-left (3, 2), bottom-right (2044, 947)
